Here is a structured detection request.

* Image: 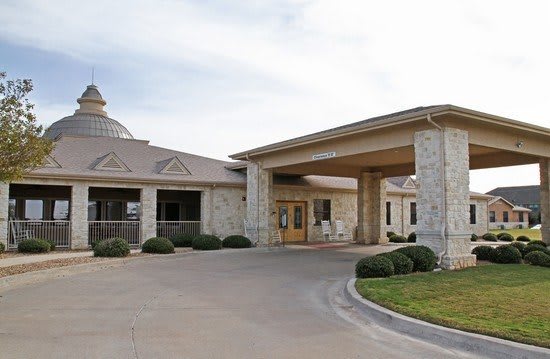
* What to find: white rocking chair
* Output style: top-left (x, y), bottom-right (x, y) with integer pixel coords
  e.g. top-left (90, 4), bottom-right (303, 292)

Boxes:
top-left (269, 230), bottom-right (283, 247)
top-left (244, 219), bottom-right (259, 246)
top-left (10, 221), bottom-right (33, 246)
top-left (335, 220), bottom-right (353, 242)
top-left (321, 220), bottom-right (337, 242)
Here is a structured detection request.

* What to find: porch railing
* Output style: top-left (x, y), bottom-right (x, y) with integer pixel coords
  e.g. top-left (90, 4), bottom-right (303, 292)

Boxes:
top-left (8, 220), bottom-right (71, 249)
top-left (88, 221), bottom-right (141, 246)
top-left (156, 221), bottom-right (201, 238)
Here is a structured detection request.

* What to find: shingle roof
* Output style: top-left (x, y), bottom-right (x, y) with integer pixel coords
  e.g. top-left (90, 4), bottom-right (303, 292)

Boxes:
top-left (486, 186), bottom-right (540, 205)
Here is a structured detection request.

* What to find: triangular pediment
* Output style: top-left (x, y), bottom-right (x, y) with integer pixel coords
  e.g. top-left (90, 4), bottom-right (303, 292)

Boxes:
top-left (93, 152), bottom-right (130, 172)
top-left (403, 177), bottom-right (416, 189)
top-left (42, 155), bottom-right (61, 168)
top-left (159, 157), bottom-right (190, 175)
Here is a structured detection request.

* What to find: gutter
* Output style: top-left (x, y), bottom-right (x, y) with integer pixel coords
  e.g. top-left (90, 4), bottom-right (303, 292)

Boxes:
top-left (426, 114), bottom-right (448, 266)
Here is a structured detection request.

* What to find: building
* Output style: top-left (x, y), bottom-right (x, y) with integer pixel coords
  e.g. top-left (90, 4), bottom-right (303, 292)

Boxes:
top-left (487, 196), bottom-right (531, 229)
top-left (486, 185), bottom-right (540, 223)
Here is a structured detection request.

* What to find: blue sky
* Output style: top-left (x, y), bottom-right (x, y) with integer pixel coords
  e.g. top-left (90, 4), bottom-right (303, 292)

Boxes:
top-left (1, 0), bottom-right (549, 192)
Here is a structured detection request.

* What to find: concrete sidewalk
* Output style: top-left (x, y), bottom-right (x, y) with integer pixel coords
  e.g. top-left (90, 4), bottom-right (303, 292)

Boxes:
top-left (0, 249), bottom-right (142, 268)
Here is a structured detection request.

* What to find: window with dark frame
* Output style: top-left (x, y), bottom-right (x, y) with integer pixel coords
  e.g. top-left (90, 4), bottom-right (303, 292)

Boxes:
top-left (410, 202), bottom-right (417, 225)
top-left (469, 204), bottom-right (476, 224)
top-left (503, 211), bottom-right (509, 222)
top-left (489, 211), bottom-right (496, 223)
top-left (313, 199), bottom-right (331, 226)
top-left (519, 212), bottom-right (524, 222)
top-left (386, 201), bottom-right (391, 225)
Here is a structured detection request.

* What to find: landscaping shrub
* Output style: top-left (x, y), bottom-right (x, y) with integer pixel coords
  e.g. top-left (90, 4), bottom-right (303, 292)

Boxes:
top-left (169, 233), bottom-right (194, 247)
top-left (377, 251), bottom-right (413, 275)
top-left (522, 244), bottom-right (550, 257)
top-left (498, 233), bottom-right (514, 242)
top-left (393, 245), bottom-right (437, 272)
top-left (387, 231), bottom-right (396, 239)
top-left (355, 256), bottom-right (394, 278)
top-left (528, 240), bottom-right (547, 248)
top-left (90, 238), bottom-right (103, 250)
top-left (222, 235), bottom-right (252, 248)
top-left (389, 234), bottom-right (407, 243)
top-left (524, 251), bottom-right (550, 267)
top-left (489, 245), bottom-right (522, 264)
top-left (407, 232), bottom-right (416, 243)
top-left (516, 235), bottom-right (530, 242)
top-left (496, 232), bottom-right (507, 239)
top-left (0, 242), bottom-right (5, 254)
top-left (510, 241), bottom-right (527, 257)
top-left (192, 235), bottom-right (222, 250)
top-left (471, 245), bottom-right (495, 260)
top-left (18, 238), bottom-right (51, 253)
top-left (482, 233), bottom-right (498, 242)
top-left (471, 234), bottom-right (478, 242)
top-left (93, 237), bottom-right (130, 257)
top-left (45, 239), bottom-right (56, 251)
top-left (142, 237), bottom-right (174, 254)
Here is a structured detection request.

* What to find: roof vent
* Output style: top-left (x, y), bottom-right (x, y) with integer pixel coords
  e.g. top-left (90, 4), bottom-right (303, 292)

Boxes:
top-left (403, 177), bottom-right (416, 189)
top-left (94, 152), bottom-right (130, 172)
top-left (160, 157), bottom-right (190, 175)
top-left (42, 155), bottom-right (61, 168)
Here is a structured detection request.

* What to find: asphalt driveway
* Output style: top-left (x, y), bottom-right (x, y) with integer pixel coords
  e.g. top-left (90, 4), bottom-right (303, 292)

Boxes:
top-left (0, 246), bottom-right (479, 358)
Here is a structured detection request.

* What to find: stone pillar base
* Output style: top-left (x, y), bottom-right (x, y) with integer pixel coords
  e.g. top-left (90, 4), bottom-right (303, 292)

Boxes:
top-left (440, 254), bottom-right (476, 270)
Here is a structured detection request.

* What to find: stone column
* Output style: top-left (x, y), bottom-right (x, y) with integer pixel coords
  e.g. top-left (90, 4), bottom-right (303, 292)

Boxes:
top-left (0, 182), bottom-right (9, 249)
top-left (357, 172), bottom-right (386, 244)
top-left (200, 188), bottom-right (213, 235)
top-left (70, 182), bottom-right (89, 249)
top-left (140, 186), bottom-right (157, 243)
top-left (246, 162), bottom-right (274, 245)
top-left (540, 158), bottom-right (550, 245)
top-left (414, 127), bottom-right (476, 269)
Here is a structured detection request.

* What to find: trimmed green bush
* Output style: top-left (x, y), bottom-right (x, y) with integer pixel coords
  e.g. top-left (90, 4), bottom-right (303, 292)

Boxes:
top-left (510, 241), bottom-right (527, 257)
top-left (393, 245), bottom-right (437, 272)
top-left (523, 244), bottom-right (550, 257)
top-left (387, 231), bottom-right (396, 239)
top-left (18, 238), bottom-right (51, 253)
top-left (407, 232), bottom-right (416, 243)
top-left (524, 251), bottom-right (550, 267)
top-left (45, 239), bottom-right (56, 251)
top-left (169, 233), bottom-right (194, 247)
top-left (90, 238), bottom-right (103, 250)
top-left (528, 240), bottom-right (547, 248)
top-left (93, 237), bottom-right (130, 257)
top-left (471, 245), bottom-right (495, 260)
top-left (489, 245), bottom-right (522, 264)
top-left (389, 234), bottom-right (407, 243)
top-left (142, 237), bottom-right (174, 254)
top-left (471, 234), bottom-right (478, 242)
top-left (498, 233), bottom-right (514, 242)
top-left (377, 251), bottom-right (413, 275)
top-left (192, 235), bottom-right (222, 250)
top-left (482, 233), bottom-right (498, 242)
top-left (496, 232), bottom-right (507, 239)
top-left (0, 242), bottom-right (5, 254)
top-left (222, 235), bottom-right (252, 248)
top-left (355, 256), bottom-right (394, 278)
top-left (516, 235), bottom-right (530, 242)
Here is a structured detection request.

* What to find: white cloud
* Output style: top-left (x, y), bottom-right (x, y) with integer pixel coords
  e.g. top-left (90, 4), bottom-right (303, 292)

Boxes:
top-left (2, 0), bottom-right (548, 192)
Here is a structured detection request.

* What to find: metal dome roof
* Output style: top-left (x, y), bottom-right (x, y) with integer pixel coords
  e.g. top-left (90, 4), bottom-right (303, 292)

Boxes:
top-left (44, 84), bottom-right (134, 140)
top-left (44, 113), bottom-right (134, 140)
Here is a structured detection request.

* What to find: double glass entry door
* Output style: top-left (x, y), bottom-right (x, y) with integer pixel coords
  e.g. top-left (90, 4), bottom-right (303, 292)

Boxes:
top-left (277, 201), bottom-right (306, 242)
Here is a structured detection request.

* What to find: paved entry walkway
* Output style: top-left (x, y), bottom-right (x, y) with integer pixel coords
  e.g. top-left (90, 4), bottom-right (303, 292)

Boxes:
top-left (0, 246), bottom-right (480, 358)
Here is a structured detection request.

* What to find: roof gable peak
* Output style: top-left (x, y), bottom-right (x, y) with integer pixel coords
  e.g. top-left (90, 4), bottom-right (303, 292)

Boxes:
top-left (93, 152), bottom-right (130, 172)
top-left (42, 155), bottom-right (61, 168)
top-left (159, 156), bottom-right (191, 175)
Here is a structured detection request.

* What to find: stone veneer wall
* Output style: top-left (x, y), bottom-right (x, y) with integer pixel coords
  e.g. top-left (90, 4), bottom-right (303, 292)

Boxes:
top-left (540, 158), bottom-right (550, 244)
top-left (0, 182), bottom-right (9, 249)
top-left (273, 187), bottom-right (357, 242)
top-left (209, 186), bottom-right (247, 239)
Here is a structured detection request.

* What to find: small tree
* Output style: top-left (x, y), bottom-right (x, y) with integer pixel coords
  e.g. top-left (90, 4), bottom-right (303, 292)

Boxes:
top-left (0, 72), bottom-right (54, 182)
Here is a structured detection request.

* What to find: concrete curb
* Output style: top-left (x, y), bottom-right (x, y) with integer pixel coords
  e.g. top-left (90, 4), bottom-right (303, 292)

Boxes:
top-left (345, 278), bottom-right (550, 359)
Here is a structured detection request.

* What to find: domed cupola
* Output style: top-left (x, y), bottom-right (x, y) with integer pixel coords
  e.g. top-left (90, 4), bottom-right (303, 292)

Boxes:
top-left (44, 84), bottom-right (134, 140)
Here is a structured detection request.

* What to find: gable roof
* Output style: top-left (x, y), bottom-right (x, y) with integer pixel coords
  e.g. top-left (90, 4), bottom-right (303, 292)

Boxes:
top-left (486, 185), bottom-right (540, 205)
top-left (489, 196), bottom-right (532, 212)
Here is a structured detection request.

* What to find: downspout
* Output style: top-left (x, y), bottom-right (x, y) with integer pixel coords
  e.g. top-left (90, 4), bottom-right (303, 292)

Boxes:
top-left (426, 114), bottom-right (447, 265)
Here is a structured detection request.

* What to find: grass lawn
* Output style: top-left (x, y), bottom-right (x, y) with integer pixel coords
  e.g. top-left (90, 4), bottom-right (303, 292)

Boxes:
top-left (355, 265), bottom-right (550, 348)
top-left (489, 228), bottom-right (541, 240)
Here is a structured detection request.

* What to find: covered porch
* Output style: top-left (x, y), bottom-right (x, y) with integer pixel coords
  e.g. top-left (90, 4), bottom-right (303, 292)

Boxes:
top-left (232, 105), bottom-right (550, 269)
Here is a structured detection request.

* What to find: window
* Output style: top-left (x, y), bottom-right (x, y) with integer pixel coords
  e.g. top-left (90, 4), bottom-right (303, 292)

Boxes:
top-left (294, 206), bottom-right (303, 229)
top-left (469, 204), bottom-right (476, 225)
top-left (519, 212), bottom-right (524, 222)
top-left (88, 201), bottom-right (101, 221)
top-left (313, 199), bottom-right (331, 226)
top-left (410, 202), bottom-right (417, 225)
top-left (503, 211), bottom-right (509, 223)
top-left (489, 211), bottom-right (496, 223)
top-left (386, 202), bottom-right (391, 226)
top-left (106, 201), bottom-right (123, 221)
top-left (126, 202), bottom-right (141, 221)
top-left (279, 205), bottom-right (288, 229)
top-left (52, 200), bottom-right (70, 220)
top-left (25, 199), bottom-right (43, 220)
